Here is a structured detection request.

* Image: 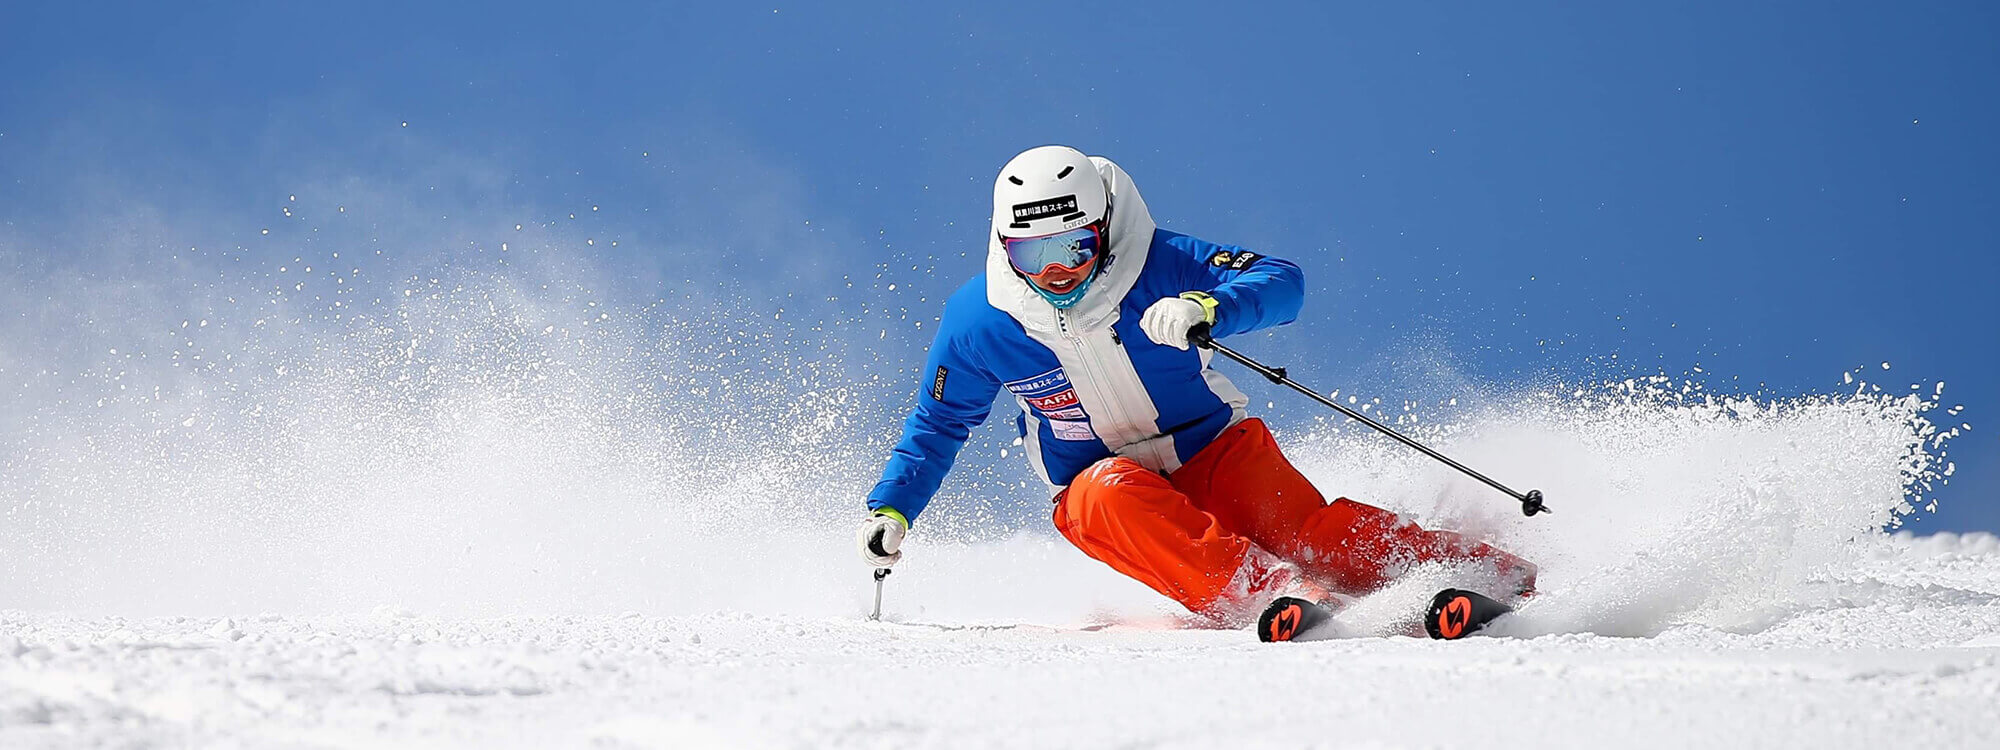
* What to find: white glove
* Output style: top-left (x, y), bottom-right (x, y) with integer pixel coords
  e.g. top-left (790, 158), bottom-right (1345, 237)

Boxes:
top-left (1140, 294), bottom-right (1212, 350)
top-left (857, 513), bottom-right (906, 567)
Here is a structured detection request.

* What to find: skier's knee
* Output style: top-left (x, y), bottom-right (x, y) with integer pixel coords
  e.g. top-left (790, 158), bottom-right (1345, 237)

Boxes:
top-left (1062, 457), bottom-right (1177, 521)
top-left (1072, 456), bottom-right (1154, 487)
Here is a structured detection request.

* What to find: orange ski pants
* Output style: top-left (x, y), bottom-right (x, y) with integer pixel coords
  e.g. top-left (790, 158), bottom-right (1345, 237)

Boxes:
top-left (1051, 418), bottom-right (1533, 614)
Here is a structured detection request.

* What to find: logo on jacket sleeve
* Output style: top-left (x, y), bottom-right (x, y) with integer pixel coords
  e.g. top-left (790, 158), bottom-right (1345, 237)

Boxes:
top-left (930, 366), bottom-right (949, 401)
top-left (1208, 249), bottom-right (1261, 270)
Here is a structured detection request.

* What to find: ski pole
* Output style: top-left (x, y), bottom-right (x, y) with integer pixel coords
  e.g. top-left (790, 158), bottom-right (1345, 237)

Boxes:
top-left (867, 567), bottom-right (891, 621)
top-left (1189, 324), bottom-right (1550, 517)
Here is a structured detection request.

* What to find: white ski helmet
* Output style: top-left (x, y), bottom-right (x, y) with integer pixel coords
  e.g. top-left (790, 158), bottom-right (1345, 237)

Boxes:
top-left (992, 146), bottom-right (1113, 308)
top-left (991, 145), bottom-right (1109, 241)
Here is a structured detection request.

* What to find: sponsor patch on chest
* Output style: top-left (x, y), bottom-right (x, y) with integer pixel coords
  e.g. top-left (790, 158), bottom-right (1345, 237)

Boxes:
top-left (1048, 419), bottom-right (1097, 442)
top-left (1003, 367), bottom-right (1094, 427)
top-left (1025, 388), bottom-right (1078, 413)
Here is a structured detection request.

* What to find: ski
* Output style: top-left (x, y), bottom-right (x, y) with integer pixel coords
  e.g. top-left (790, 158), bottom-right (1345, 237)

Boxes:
top-left (1257, 596), bottom-right (1341, 642)
top-left (1424, 588), bottom-right (1514, 640)
top-left (1258, 588), bottom-right (1517, 642)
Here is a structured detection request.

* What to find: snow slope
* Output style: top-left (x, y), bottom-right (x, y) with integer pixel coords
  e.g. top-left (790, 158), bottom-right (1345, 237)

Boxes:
top-left (2, 533), bottom-right (1997, 749)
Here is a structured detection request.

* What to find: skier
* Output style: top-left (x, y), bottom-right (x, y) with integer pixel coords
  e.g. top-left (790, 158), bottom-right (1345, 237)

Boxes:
top-left (857, 145), bottom-right (1535, 639)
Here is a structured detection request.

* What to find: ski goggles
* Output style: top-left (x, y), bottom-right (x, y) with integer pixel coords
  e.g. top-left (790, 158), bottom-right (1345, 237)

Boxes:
top-left (1003, 222), bottom-right (1103, 277)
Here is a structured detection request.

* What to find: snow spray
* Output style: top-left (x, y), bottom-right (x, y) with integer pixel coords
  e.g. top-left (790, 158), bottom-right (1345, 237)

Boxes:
top-left (0, 196), bottom-right (1967, 637)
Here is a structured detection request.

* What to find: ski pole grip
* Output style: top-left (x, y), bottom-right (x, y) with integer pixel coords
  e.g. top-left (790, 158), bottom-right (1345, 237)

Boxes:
top-left (1189, 322), bottom-right (1216, 349)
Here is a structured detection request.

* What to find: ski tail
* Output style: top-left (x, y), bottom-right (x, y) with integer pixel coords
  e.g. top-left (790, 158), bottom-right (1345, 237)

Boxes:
top-left (1425, 588), bottom-right (1514, 640)
top-left (1258, 596), bottom-right (1339, 642)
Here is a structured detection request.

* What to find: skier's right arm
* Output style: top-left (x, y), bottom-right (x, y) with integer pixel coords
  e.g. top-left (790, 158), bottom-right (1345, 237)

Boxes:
top-left (865, 303), bottom-right (1001, 528)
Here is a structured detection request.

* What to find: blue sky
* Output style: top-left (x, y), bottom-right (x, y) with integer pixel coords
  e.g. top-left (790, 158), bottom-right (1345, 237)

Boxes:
top-left (3, 2), bottom-right (1995, 530)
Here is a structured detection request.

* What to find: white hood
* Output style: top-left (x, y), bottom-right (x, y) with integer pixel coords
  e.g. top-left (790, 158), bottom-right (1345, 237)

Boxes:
top-left (986, 156), bottom-right (1158, 334)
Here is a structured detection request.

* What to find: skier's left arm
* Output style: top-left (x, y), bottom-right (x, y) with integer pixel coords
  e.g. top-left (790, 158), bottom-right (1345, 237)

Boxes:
top-left (1138, 232), bottom-right (1305, 348)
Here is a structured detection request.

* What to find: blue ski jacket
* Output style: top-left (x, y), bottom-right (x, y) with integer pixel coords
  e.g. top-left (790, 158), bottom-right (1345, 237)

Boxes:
top-left (868, 157), bottom-right (1304, 523)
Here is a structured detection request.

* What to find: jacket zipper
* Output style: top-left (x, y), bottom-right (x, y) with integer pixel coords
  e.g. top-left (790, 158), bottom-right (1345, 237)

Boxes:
top-left (1057, 308), bottom-right (1141, 456)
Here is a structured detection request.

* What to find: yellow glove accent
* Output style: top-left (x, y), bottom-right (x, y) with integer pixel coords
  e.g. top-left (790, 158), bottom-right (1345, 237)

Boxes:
top-left (1178, 291), bottom-right (1219, 325)
top-left (873, 507), bottom-right (910, 530)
